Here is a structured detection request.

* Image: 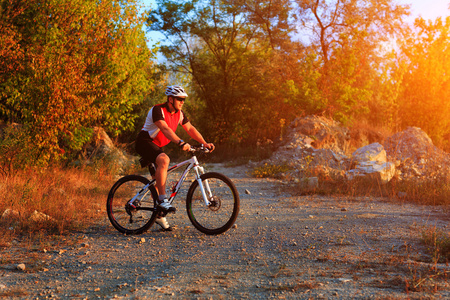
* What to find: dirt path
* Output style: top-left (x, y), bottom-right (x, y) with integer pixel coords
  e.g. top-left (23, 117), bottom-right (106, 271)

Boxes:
top-left (1, 164), bottom-right (449, 299)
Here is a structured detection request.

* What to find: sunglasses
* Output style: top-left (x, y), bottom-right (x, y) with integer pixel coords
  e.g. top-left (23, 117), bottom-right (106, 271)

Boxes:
top-left (174, 97), bottom-right (186, 102)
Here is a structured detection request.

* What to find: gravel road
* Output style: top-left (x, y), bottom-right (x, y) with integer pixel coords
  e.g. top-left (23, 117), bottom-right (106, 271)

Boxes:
top-left (1, 164), bottom-right (449, 299)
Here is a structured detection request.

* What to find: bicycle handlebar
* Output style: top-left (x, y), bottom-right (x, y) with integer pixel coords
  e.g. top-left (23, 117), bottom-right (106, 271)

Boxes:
top-left (189, 145), bottom-right (211, 154)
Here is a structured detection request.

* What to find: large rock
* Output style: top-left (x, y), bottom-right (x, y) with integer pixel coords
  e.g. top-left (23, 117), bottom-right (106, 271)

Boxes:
top-left (346, 161), bottom-right (396, 184)
top-left (346, 143), bottom-right (396, 184)
top-left (85, 127), bottom-right (115, 157)
top-left (351, 143), bottom-right (386, 163)
top-left (286, 115), bottom-right (350, 154)
top-left (77, 127), bottom-right (135, 173)
top-left (264, 115), bottom-right (350, 173)
top-left (383, 127), bottom-right (450, 180)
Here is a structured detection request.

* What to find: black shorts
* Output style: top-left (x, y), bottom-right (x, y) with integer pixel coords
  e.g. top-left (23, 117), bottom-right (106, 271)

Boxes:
top-left (135, 130), bottom-right (164, 165)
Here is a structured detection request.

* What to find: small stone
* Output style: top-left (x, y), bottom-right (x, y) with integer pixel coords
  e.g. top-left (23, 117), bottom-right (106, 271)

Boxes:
top-left (341, 208), bottom-right (347, 211)
top-left (245, 189), bottom-right (251, 195)
top-left (29, 210), bottom-right (54, 222)
top-left (139, 238), bottom-right (146, 244)
top-left (1, 209), bottom-right (20, 220)
top-left (232, 224), bottom-right (238, 229)
top-left (16, 263), bottom-right (26, 271)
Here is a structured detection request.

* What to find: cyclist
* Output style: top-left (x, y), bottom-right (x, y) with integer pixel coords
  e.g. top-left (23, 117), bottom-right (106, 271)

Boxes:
top-left (135, 85), bottom-right (215, 231)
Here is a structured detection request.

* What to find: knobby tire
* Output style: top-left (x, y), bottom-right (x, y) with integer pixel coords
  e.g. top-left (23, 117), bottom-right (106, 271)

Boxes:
top-left (186, 172), bottom-right (240, 235)
top-left (106, 175), bottom-right (158, 235)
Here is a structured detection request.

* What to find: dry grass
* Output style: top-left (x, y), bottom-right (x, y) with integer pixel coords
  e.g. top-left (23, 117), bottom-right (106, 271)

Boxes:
top-left (288, 165), bottom-right (450, 206)
top-left (421, 226), bottom-right (450, 263)
top-left (0, 164), bottom-right (115, 247)
top-left (347, 120), bottom-right (393, 153)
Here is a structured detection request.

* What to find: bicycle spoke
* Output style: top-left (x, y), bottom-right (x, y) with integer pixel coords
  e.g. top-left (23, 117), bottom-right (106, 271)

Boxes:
top-left (107, 175), bottom-right (158, 235)
top-left (187, 172), bottom-right (239, 235)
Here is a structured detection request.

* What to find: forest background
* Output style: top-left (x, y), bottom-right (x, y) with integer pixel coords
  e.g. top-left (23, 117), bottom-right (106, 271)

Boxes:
top-left (1, 0), bottom-right (450, 169)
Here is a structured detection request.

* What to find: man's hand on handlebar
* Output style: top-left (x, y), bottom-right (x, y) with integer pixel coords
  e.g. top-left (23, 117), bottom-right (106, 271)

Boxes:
top-left (181, 142), bottom-right (191, 152)
top-left (203, 143), bottom-right (215, 152)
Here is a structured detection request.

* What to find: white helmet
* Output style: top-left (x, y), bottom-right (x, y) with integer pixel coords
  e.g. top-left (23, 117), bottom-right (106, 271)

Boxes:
top-left (165, 85), bottom-right (188, 98)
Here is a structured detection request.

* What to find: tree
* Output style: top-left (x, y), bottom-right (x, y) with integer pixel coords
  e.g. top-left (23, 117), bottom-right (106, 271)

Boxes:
top-left (292, 0), bottom-right (408, 124)
top-left (148, 0), bottom-right (298, 144)
top-left (0, 0), bottom-right (156, 166)
top-left (395, 17), bottom-right (450, 150)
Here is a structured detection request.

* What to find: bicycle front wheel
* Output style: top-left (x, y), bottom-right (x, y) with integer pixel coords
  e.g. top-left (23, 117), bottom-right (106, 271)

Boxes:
top-left (186, 172), bottom-right (240, 235)
top-left (106, 175), bottom-right (158, 235)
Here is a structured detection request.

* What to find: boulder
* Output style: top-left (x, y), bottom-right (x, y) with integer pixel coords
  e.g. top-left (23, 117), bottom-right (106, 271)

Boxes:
top-left (346, 161), bottom-right (396, 184)
top-left (287, 115), bottom-right (350, 154)
top-left (346, 143), bottom-right (396, 184)
top-left (383, 127), bottom-right (450, 180)
top-left (85, 127), bottom-right (115, 158)
top-left (351, 143), bottom-right (386, 164)
top-left (76, 127), bottom-right (136, 173)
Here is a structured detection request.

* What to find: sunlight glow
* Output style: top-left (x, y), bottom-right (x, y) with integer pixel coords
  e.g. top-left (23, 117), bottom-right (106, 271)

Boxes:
top-left (397, 0), bottom-right (450, 21)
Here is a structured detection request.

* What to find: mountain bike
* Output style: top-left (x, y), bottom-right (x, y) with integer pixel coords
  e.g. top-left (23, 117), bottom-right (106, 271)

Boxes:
top-left (106, 145), bottom-right (240, 235)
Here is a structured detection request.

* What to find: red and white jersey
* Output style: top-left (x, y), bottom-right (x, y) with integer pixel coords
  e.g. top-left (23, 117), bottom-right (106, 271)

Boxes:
top-left (142, 102), bottom-right (189, 147)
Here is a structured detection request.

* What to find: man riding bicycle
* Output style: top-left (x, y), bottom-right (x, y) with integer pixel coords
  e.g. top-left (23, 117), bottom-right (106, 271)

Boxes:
top-left (135, 85), bottom-right (215, 231)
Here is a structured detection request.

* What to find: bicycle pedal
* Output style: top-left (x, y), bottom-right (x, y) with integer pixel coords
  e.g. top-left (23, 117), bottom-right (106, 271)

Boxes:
top-left (157, 208), bottom-right (176, 216)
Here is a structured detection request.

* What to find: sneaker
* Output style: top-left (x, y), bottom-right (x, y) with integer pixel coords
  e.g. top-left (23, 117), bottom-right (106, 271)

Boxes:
top-left (157, 199), bottom-right (176, 213)
top-left (155, 217), bottom-right (173, 231)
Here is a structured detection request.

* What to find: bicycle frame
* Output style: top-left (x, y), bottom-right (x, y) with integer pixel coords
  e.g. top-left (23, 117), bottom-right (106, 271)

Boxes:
top-left (129, 154), bottom-right (213, 209)
top-left (166, 155), bottom-right (212, 206)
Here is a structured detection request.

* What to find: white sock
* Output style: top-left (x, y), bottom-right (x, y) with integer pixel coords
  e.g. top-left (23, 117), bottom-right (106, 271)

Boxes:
top-left (158, 194), bottom-right (167, 202)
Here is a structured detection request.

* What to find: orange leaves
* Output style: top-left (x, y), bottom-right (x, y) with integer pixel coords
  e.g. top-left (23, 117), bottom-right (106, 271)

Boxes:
top-left (1, 0), bottom-right (155, 166)
top-left (396, 17), bottom-right (450, 150)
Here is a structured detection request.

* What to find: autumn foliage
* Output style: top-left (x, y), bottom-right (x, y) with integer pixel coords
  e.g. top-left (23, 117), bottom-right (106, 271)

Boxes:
top-left (0, 0), bottom-right (155, 167)
top-left (149, 0), bottom-right (450, 152)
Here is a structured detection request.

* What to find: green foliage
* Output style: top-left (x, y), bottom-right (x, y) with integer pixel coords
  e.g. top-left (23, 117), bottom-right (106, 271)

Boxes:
top-left (148, 0), bottom-right (298, 144)
top-left (291, 0), bottom-right (408, 125)
top-left (0, 0), bottom-right (156, 166)
top-left (0, 124), bottom-right (36, 173)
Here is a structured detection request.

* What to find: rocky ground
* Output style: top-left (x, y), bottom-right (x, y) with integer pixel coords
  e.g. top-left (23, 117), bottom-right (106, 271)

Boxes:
top-left (0, 163), bottom-right (449, 299)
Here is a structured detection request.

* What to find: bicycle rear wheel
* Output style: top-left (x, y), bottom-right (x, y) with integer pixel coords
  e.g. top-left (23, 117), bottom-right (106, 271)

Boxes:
top-left (106, 175), bottom-right (158, 235)
top-left (186, 172), bottom-right (239, 235)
